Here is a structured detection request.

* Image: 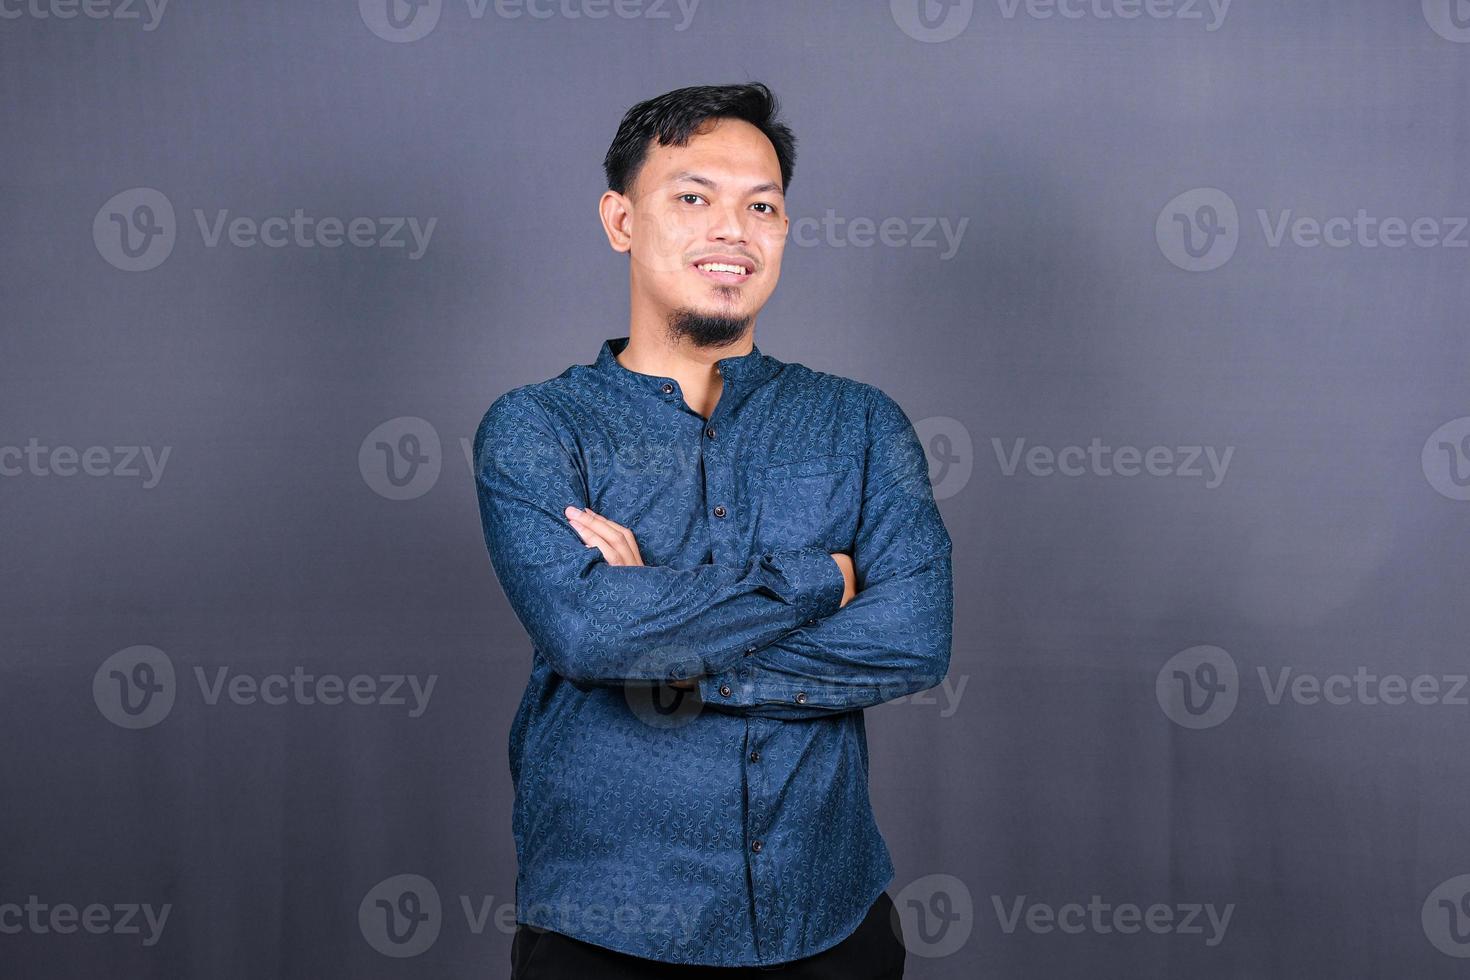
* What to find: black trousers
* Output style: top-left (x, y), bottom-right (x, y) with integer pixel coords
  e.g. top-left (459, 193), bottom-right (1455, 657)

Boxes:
top-left (510, 890), bottom-right (906, 979)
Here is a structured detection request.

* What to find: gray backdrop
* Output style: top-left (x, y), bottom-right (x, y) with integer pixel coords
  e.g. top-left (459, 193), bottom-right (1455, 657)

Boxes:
top-left (4, 1), bottom-right (1469, 977)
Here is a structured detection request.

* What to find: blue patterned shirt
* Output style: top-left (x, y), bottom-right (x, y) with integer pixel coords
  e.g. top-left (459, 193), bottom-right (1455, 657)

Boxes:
top-left (472, 335), bottom-right (953, 966)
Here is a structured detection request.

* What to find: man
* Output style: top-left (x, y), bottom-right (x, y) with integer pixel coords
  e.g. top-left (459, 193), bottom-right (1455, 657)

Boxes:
top-left (473, 82), bottom-right (953, 978)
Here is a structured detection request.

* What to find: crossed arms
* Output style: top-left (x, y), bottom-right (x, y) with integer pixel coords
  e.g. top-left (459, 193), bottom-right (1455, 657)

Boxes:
top-left (472, 385), bottom-right (953, 719)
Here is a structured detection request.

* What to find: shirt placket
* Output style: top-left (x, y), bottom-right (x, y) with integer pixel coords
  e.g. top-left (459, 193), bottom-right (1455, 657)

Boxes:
top-left (697, 370), bottom-right (780, 961)
top-left (643, 356), bottom-right (782, 962)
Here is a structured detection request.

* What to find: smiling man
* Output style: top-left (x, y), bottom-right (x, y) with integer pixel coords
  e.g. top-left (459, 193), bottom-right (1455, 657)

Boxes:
top-left (473, 82), bottom-right (953, 978)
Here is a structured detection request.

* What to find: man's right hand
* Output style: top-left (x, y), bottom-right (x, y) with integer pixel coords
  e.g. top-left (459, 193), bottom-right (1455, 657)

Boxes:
top-left (830, 553), bottom-right (857, 608)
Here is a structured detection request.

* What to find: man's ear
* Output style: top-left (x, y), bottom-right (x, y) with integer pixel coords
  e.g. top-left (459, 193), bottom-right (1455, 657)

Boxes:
top-left (599, 190), bottom-right (633, 254)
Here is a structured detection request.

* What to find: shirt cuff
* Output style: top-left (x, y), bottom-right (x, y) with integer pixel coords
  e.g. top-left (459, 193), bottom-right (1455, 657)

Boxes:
top-left (699, 662), bottom-right (862, 712)
top-left (697, 666), bottom-right (747, 706)
top-left (760, 547), bottom-right (846, 627)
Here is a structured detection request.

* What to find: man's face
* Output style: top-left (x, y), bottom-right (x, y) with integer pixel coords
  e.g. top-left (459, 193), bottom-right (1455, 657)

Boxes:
top-left (606, 117), bottom-right (790, 340)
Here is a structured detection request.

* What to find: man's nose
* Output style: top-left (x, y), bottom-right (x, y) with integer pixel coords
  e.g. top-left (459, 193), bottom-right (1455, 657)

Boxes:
top-left (707, 203), bottom-right (748, 244)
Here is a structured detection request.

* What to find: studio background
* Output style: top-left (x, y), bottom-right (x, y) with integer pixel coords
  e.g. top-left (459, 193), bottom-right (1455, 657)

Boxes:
top-left (4, 2), bottom-right (1469, 977)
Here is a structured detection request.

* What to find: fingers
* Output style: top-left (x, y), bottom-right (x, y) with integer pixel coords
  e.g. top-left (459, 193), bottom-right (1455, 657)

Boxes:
top-left (565, 506), bottom-right (631, 564)
top-left (829, 552), bottom-right (858, 607)
top-left (564, 506), bottom-right (643, 566)
top-left (584, 508), bottom-right (642, 564)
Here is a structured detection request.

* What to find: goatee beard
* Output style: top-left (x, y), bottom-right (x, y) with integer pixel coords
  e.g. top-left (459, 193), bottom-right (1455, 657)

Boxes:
top-left (666, 307), bottom-right (751, 350)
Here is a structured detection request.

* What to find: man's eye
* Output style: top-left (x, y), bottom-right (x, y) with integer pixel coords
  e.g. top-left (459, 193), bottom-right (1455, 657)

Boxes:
top-left (751, 203), bottom-right (776, 214)
top-left (678, 194), bottom-right (705, 205)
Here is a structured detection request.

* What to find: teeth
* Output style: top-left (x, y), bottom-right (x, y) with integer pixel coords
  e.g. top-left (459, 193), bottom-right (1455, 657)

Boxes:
top-left (696, 262), bottom-right (748, 275)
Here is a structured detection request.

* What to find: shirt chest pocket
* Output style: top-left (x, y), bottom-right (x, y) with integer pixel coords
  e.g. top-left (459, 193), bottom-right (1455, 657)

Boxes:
top-left (753, 452), bottom-right (862, 553)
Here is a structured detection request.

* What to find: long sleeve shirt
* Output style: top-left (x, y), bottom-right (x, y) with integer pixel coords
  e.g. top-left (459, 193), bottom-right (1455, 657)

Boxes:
top-left (472, 335), bottom-right (954, 967)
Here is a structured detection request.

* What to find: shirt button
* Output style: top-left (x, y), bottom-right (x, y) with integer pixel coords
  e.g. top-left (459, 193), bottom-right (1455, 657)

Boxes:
top-left (745, 646), bottom-right (756, 656)
top-left (718, 683), bottom-right (732, 698)
top-left (750, 840), bottom-right (763, 854)
top-left (713, 505), bottom-right (727, 518)
top-left (794, 692), bottom-right (808, 705)
top-left (660, 382), bottom-right (674, 394)
top-left (705, 426), bottom-right (716, 439)
top-left (748, 750), bottom-right (760, 762)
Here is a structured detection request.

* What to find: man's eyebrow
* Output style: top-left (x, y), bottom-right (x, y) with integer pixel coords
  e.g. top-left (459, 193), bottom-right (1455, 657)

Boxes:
top-left (667, 171), bottom-right (785, 197)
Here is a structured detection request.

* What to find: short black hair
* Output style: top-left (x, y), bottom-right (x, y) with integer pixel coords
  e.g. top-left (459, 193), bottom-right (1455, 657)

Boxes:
top-left (602, 82), bottom-right (797, 198)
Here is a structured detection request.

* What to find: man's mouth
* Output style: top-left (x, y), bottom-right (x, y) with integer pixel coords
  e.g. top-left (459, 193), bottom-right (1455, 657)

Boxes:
top-left (691, 259), bottom-right (753, 283)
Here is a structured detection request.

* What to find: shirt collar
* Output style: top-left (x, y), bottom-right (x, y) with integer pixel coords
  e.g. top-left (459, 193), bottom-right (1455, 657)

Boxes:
top-left (593, 335), bottom-right (778, 402)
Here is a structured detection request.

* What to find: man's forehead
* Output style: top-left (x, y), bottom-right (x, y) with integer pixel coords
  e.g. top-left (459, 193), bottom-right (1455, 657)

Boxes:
top-left (659, 168), bottom-right (784, 197)
top-left (642, 122), bottom-right (782, 190)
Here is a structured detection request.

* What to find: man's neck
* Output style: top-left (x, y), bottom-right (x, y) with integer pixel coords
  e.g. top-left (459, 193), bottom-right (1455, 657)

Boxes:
top-left (616, 325), bottom-right (753, 420)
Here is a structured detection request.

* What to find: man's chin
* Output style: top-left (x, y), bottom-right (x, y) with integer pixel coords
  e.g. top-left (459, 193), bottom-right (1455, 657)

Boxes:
top-left (666, 306), bottom-right (753, 348)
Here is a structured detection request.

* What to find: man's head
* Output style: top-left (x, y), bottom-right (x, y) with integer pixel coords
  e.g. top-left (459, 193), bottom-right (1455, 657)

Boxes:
top-left (599, 83), bottom-right (796, 349)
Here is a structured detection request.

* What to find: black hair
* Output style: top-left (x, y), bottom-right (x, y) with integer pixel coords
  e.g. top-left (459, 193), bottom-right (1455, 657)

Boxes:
top-left (602, 82), bottom-right (797, 198)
